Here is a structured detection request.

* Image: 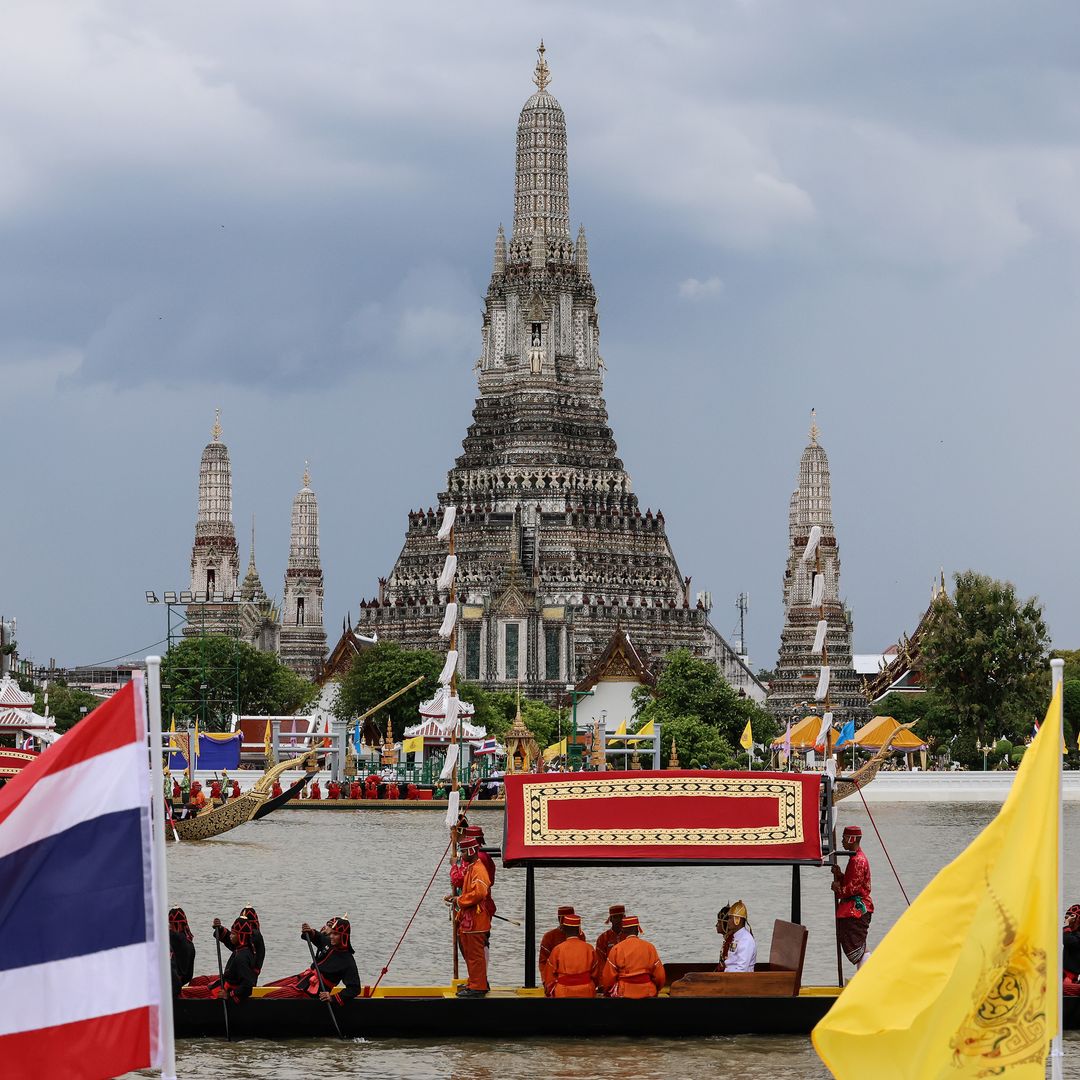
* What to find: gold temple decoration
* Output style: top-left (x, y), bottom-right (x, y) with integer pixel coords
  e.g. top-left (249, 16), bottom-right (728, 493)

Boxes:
top-left (533, 39), bottom-right (551, 93)
top-left (212, 408), bottom-right (222, 442)
top-left (303, 460), bottom-right (311, 488)
top-left (668, 737), bottom-right (680, 769)
top-left (809, 408), bottom-right (819, 446)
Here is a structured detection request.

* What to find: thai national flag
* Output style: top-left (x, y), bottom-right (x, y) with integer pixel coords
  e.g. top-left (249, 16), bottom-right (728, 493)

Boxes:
top-left (474, 738), bottom-right (499, 756)
top-left (0, 679), bottom-right (167, 1080)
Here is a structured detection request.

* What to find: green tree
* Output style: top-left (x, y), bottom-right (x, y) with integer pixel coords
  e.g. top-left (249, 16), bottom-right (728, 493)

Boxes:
top-left (34, 682), bottom-right (106, 734)
top-left (1062, 679), bottom-right (1080, 754)
top-left (162, 635), bottom-right (319, 730)
top-left (631, 648), bottom-right (777, 766)
top-left (334, 641), bottom-right (441, 736)
top-left (457, 685), bottom-right (560, 747)
top-left (921, 571), bottom-right (1050, 750)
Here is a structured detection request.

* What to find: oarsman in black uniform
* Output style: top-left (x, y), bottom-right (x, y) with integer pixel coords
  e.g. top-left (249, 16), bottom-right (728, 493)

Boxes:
top-left (168, 907), bottom-right (196, 998)
top-left (212, 906), bottom-right (266, 979)
top-left (265, 917), bottom-right (361, 1003)
top-left (180, 917), bottom-right (259, 1003)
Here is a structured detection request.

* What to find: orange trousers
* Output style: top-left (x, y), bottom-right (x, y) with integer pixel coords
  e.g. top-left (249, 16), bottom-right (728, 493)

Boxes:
top-left (460, 931), bottom-right (488, 991)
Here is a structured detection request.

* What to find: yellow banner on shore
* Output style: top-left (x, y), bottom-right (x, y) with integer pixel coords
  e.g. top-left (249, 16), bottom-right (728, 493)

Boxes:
top-left (813, 686), bottom-right (1062, 1079)
top-left (402, 735), bottom-right (424, 755)
top-left (739, 720), bottom-right (753, 751)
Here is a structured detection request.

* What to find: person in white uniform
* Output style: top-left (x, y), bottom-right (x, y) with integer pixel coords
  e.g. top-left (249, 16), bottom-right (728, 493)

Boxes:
top-left (716, 901), bottom-right (757, 972)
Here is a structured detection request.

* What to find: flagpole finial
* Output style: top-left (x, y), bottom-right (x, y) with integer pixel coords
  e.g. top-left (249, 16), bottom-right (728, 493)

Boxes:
top-left (212, 408), bottom-right (222, 442)
top-left (809, 408), bottom-right (820, 446)
top-left (302, 460), bottom-right (311, 489)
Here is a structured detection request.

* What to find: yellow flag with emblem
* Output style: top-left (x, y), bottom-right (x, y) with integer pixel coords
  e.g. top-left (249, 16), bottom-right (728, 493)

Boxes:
top-left (812, 685), bottom-right (1062, 1078)
top-left (739, 719), bottom-right (753, 752)
top-left (402, 735), bottom-right (424, 755)
top-left (542, 738), bottom-right (567, 762)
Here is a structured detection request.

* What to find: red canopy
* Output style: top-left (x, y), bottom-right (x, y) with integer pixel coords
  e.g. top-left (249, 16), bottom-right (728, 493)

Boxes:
top-left (502, 770), bottom-right (823, 867)
top-left (0, 748), bottom-right (40, 777)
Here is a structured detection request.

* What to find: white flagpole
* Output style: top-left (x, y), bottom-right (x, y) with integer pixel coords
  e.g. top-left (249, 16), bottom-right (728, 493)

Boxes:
top-left (145, 658), bottom-right (178, 1080)
top-left (1050, 657), bottom-right (1064, 1079)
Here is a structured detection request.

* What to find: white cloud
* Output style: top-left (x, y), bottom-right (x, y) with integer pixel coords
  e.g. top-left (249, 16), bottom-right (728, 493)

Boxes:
top-left (678, 276), bottom-right (725, 300)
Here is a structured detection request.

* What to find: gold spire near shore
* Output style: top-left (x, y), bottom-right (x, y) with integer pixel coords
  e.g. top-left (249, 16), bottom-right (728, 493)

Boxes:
top-left (533, 39), bottom-right (551, 93)
top-left (809, 408), bottom-right (820, 446)
top-left (212, 408), bottom-right (222, 442)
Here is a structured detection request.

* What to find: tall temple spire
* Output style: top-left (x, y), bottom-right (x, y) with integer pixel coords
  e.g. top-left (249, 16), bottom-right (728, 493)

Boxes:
top-left (240, 514), bottom-right (267, 603)
top-left (766, 415), bottom-right (868, 728)
top-left (338, 51), bottom-right (764, 705)
top-left (280, 464), bottom-right (327, 679)
top-left (185, 414), bottom-right (240, 635)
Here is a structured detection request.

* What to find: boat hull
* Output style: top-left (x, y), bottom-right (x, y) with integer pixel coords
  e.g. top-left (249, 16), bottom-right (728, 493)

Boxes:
top-left (174, 992), bottom-right (838, 1039)
top-left (173, 990), bottom-right (1080, 1041)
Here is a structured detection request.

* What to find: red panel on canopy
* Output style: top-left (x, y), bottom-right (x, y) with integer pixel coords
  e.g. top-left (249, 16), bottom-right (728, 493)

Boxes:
top-left (0, 748), bottom-right (40, 777)
top-left (502, 770), bottom-right (823, 866)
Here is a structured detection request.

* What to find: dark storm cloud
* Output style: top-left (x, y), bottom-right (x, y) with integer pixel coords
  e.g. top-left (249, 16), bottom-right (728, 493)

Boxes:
top-left (5, 1), bottom-right (1080, 673)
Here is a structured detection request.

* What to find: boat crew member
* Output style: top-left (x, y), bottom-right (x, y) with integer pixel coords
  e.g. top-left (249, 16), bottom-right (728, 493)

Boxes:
top-left (386, 780), bottom-right (400, 800)
top-left (213, 907), bottom-right (266, 978)
top-left (461, 824), bottom-right (497, 887)
top-left (310, 779), bottom-right (322, 800)
top-left (349, 779), bottom-right (362, 799)
top-left (327, 780), bottom-right (341, 800)
top-left (593, 904), bottom-right (627, 985)
top-left (539, 906), bottom-right (576, 988)
top-left (716, 901), bottom-right (757, 972)
top-left (446, 835), bottom-right (492, 997)
top-left (169, 907), bottom-right (195, 997)
top-left (366, 774), bottom-right (381, 800)
top-left (209, 778), bottom-right (223, 804)
top-left (171, 778), bottom-right (182, 801)
top-left (833, 824), bottom-right (874, 970)
top-left (1065, 904), bottom-right (1080, 998)
top-left (599, 916), bottom-right (665, 998)
top-left (180, 917), bottom-right (258, 1002)
top-left (266, 917), bottom-right (361, 1003)
top-left (189, 781), bottom-right (207, 811)
top-left (271, 779), bottom-right (283, 799)
top-left (544, 913), bottom-right (597, 998)
top-left (230, 779), bottom-right (241, 799)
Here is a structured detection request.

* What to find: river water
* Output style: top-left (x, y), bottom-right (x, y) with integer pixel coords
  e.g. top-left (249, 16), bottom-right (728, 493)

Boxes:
top-left (131, 802), bottom-right (1080, 1078)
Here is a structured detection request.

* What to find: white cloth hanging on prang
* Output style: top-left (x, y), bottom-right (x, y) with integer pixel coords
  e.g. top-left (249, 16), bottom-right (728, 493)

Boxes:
top-left (802, 525), bottom-right (822, 563)
top-left (811, 619), bottom-right (828, 655)
top-left (811, 573), bottom-right (824, 607)
top-left (437, 505), bottom-right (457, 541)
top-left (438, 650), bottom-right (459, 686)
top-left (439, 602), bottom-right (458, 639)
top-left (437, 554), bottom-right (458, 592)
top-left (444, 785), bottom-right (459, 826)
top-left (815, 711), bottom-right (833, 747)
top-left (815, 666), bottom-right (831, 701)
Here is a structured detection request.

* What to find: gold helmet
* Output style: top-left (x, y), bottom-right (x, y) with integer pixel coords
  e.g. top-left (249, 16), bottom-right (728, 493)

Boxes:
top-left (728, 900), bottom-right (749, 929)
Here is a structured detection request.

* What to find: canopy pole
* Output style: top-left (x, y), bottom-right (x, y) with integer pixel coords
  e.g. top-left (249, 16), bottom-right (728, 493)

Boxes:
top-left (790, 864), bottom-right (801, 924)
top-left (525, 865), bottom-right (536, 988)
top-left (1051, 657), bottom-right (1064, 1080)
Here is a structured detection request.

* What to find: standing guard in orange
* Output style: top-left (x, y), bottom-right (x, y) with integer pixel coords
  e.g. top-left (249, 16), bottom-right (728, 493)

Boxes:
top-left (544, 913), bottom-right (596, 997)
top-left (593, 903), bottom-right (626, 985)
top-left (539, 906), bottom-right (575, 988)
top-left (599, 915), bottom-right (665, 998)
top-left (445, 835), bottom-right (492, 997)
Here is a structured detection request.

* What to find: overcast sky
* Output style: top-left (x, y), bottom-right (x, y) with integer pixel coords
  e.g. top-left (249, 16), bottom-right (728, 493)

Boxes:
top-left (5, 1), bottom-right (1080, 674)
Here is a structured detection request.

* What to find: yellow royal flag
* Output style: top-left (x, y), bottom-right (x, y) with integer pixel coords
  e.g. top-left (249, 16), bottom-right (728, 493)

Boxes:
top-left (542, 738), bottom-right (567, 763)
top-left (739, 720), bottom-right (753, 752)
top-left (812, 685), bottom-right (1062, 1079)
top-left (626, 719), bottom-right (654, 742)
top-left (613, 719), bottom-right (628, 739)
top-left (402, 735), bottom-right (424, 755)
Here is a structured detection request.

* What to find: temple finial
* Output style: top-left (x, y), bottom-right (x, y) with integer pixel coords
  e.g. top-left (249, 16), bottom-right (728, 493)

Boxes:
top-left (533, 39), bottom-right (551, 93)
top-left (809, 408), bottom-right (820, 446)
top-left (493, 224), bottom-right (506, 274)
top-left (303, 460), bottom-right (311, 489)
top-left (249, 514), bottom-right (256, 569)
top-left (212, 408), bottom-right (222, 442)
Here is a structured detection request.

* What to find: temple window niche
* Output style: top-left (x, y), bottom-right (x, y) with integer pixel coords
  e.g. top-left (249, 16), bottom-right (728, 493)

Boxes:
top-left (500, 621), bottom-right (524, 681)
top-left (465, 625), bottom-right (481, 680)
top-left (545, 624), bottom-right (561, 681)
top-left (296, 597), bottom-right (305, 626)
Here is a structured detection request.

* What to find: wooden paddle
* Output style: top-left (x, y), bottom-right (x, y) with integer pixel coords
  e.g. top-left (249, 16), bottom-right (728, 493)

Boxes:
top-left (306, 936), bottom-right (345, 1040)
top-left (213, 927), bottom-right (230, 1042)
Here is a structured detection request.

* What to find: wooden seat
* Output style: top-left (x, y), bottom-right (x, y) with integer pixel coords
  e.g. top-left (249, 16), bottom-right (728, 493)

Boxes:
top-left (668, 920), bottom-right (808, 998)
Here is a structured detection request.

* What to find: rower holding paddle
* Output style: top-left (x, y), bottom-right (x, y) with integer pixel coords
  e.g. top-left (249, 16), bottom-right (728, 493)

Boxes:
top-left (212, 906), bottom-right (266, 979)
top-left (168, 907), bottom-right (196, 998)
top-left (180, 917), bottom-right (258, 1003)
top-left (264, 917), bottom-right (361, 1004)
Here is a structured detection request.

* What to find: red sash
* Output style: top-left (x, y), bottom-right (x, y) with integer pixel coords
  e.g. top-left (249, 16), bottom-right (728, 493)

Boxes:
top-left (618, 972), bottom-right (653, 984)
top-left (557, 971), bottom-right (594, 986)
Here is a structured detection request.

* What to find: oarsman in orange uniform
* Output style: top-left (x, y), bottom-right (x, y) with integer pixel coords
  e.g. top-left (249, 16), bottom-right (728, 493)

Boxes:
top-left (593, 904), bottom-right (626, 986)
top-left (544, 914), bottom-right (597, 998)
top-left (189, 781), bottom-right (207, 811)
top-left (599, 915), bottom-right (665, 999)
top-left (445, 835), bottom-right (492, 997)
top-left (539, 906), bottom-right (576, 988)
